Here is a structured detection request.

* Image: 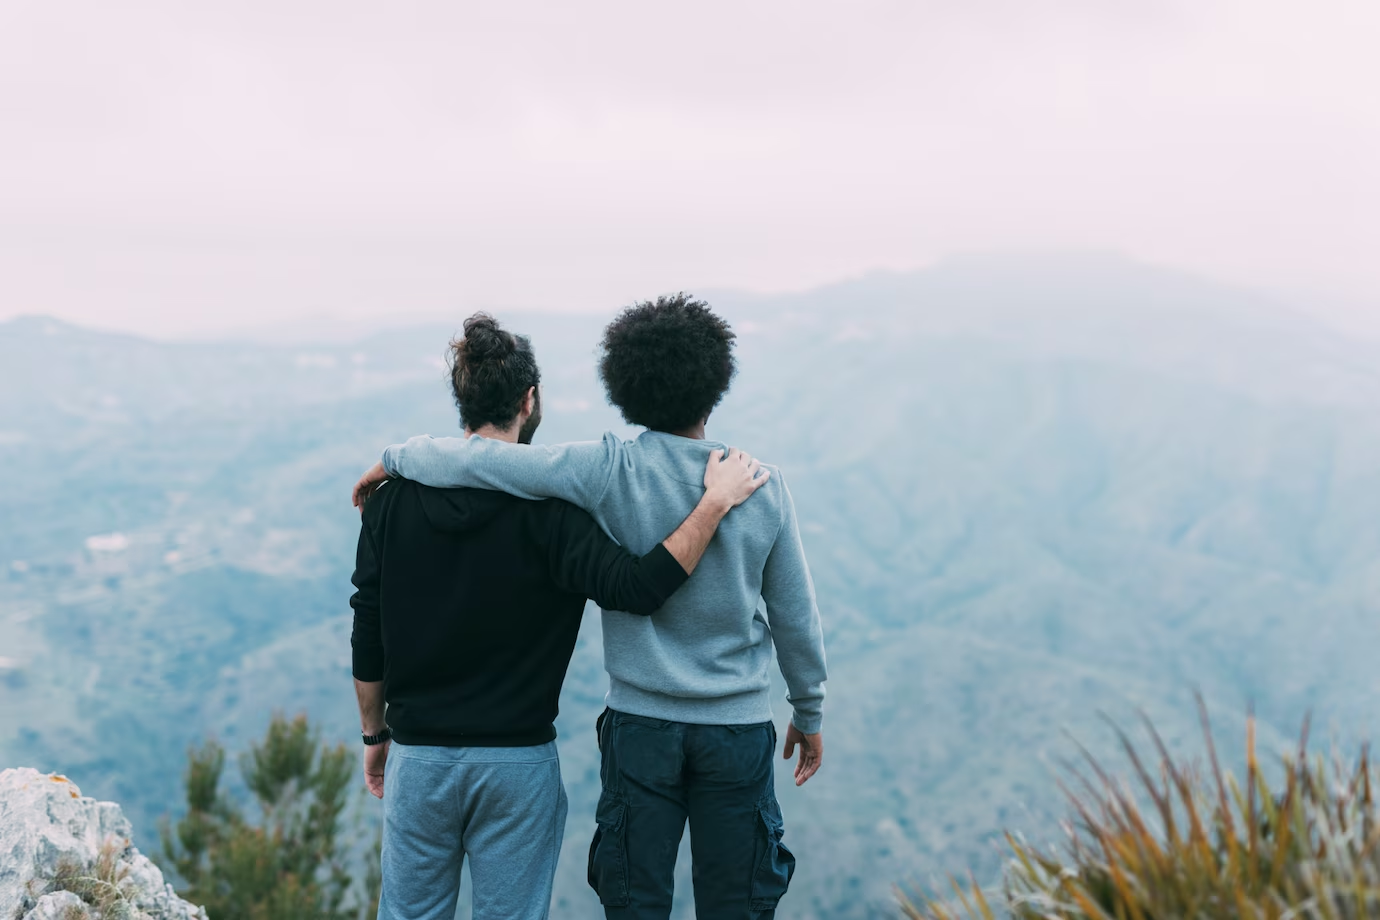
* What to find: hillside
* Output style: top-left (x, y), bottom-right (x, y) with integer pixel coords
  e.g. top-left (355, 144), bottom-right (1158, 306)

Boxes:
top-left (3, 254), bottom-right (1379, 917)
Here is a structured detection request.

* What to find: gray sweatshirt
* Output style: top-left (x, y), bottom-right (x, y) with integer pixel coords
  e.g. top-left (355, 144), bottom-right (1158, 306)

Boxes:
top-left (382, 430), bottom-right (828, 733)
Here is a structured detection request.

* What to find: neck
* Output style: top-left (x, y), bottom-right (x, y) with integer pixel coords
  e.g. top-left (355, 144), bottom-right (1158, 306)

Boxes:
top-left (665, 420), bottom-right (707, 440)
top-left (466, 423), bottom-right (520, 444)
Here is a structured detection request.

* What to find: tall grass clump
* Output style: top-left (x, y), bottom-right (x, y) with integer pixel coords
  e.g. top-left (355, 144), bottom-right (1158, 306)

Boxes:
top-left (30, 835), bottom-right (138, 919)
top-left (904, 698), bottom-right (1380, 920)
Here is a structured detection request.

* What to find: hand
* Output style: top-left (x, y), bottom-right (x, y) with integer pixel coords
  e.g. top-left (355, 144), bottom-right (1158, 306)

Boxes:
top-left (783, 724), bottom-right (822, 786)
top-left (364, 740), bottom-right (389, 799)
top-left (703, 448), bottom-right (771, 510)
top-left (353, 461), bottom-right (392, 509)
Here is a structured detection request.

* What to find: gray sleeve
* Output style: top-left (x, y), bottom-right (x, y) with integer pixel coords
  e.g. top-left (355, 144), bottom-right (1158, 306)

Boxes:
top-left (761, 471), bottom-right (828, 734)
top-left (381, 432), bottom-right (619, 510)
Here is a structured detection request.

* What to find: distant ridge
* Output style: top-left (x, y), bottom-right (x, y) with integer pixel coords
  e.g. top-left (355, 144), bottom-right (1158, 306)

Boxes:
top-left (0, 313), bottom-right (165, 350)
top-left (0, 250), bottom-right (1353, 345)
top-left (8, 254), bottom-right (1380, 409)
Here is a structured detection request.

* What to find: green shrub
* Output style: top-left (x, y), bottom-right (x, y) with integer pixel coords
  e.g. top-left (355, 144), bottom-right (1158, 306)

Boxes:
top-left (160, 713), bottom-right (379, 920)
top-left (904, 700), bottom-right (1380, 920)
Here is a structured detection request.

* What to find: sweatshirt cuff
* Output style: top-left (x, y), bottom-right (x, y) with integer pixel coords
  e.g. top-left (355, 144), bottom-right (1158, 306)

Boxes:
top-left (790, 712), bottom-right (822, 735)
top-left (380, 444), bottom-right (402, 477)
top-left (352, 645), bottom-right (385, 683)
top-left (646, 543), bottom-right (691, 600)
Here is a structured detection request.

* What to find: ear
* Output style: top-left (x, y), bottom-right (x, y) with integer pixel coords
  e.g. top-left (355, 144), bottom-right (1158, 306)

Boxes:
top-left (523, 386), bottom-right (536, 415)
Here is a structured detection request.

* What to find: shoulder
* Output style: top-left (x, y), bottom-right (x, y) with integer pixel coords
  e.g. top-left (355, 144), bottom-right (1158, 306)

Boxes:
top-left (362, 477), bottom-right (409, 520)
top-left (356, 479), bottom-right (406, 545)
top-left (540, 431), bottom-right (628, 453)
top-left (762, 462), bottom-right (791, 496)
top-left (601, 431), bottom-right (635, 463)
top-left (529, 433), bottom-right (627, 468)
top-left (599, 431), bottom-right (638, 457)
top-left (742, 461), bottom-right (794, 531)
top-left (529, 497), bottom-right (611, 547)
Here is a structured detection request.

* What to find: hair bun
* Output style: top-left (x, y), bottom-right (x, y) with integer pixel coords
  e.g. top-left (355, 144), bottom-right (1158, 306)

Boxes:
top-left (461, 313), bottom-right (514, 361)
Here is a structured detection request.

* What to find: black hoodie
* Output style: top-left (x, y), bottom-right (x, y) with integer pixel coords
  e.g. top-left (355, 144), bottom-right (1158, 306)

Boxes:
top-left (350, 478), bottom-right (688, 747)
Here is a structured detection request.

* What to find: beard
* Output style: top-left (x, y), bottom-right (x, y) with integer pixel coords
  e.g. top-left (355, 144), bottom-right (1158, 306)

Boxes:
top-left (517, 388), bottom-right (543, 444)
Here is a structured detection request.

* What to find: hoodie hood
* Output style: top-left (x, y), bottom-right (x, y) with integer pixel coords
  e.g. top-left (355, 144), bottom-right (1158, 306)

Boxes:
top-left (413, 484), bottom-right (519, 535)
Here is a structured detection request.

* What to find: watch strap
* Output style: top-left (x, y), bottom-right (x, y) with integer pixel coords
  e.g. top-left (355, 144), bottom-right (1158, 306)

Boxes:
top-left (362, 726), bottom-right (392, 746)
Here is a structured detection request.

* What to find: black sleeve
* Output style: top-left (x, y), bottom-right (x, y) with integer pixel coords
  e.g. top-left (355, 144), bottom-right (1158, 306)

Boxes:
top-left (350, 501), bottom-right (386, 681)
top-left (545, 502), bottom-right (689, 616)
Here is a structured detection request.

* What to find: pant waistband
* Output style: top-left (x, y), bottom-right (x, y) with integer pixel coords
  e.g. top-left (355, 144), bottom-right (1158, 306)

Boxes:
top-left (390, 740), bottom-right (559, 764)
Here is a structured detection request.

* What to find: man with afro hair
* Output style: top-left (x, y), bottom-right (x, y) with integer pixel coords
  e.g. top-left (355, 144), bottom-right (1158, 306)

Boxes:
top-left (354, 294), bottom-right (828, 920)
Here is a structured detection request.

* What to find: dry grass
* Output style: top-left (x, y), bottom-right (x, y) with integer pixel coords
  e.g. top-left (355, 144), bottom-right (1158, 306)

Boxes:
top-left (903, 699), bottom-right (1380, 920)
top-left (44, 834), bottom-right (140, 920)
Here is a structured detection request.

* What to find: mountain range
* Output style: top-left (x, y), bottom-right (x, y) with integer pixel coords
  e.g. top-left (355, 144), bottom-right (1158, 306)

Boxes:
top-left (3, 253), bottom-right (1379, 918)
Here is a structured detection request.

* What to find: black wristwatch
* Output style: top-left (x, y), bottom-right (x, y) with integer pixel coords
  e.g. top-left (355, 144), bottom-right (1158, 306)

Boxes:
top-left (362, 726), bottom-right (392, 746)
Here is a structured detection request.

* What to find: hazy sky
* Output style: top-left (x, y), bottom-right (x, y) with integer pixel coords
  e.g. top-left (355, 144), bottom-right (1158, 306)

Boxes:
top-left (2, 0), bottom-right (1378, 338)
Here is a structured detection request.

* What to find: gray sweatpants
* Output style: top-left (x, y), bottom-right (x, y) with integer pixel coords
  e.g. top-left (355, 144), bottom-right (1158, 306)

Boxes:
top-left (379, 741), bottom-right (569, 920)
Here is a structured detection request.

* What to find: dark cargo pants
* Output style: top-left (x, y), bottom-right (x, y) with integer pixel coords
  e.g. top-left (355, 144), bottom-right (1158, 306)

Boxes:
top-left (587, 709), bottom-right (796, 920)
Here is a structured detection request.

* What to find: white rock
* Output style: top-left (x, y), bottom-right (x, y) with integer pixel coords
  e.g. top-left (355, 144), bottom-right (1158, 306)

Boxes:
top-left (0, 768), bottom-right (207, 920)
top-left (24, 890), bottom-right (89, 919)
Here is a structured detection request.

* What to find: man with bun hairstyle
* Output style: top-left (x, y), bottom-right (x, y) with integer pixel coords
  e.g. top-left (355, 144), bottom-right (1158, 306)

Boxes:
top-left (351, 312), bottom-right (770, 920)
top-left (353, 295), bottom-right (828, 920)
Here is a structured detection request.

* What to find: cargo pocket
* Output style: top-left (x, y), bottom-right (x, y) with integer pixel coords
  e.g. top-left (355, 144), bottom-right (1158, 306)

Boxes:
top-left (749, 796), bottom-right (796, 911)
top-left (587, 797), bottom-right (630, 907)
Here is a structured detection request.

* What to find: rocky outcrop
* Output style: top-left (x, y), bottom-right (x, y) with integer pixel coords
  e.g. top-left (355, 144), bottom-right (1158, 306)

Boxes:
top-left (0, 768), bottom-right (207, 920)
